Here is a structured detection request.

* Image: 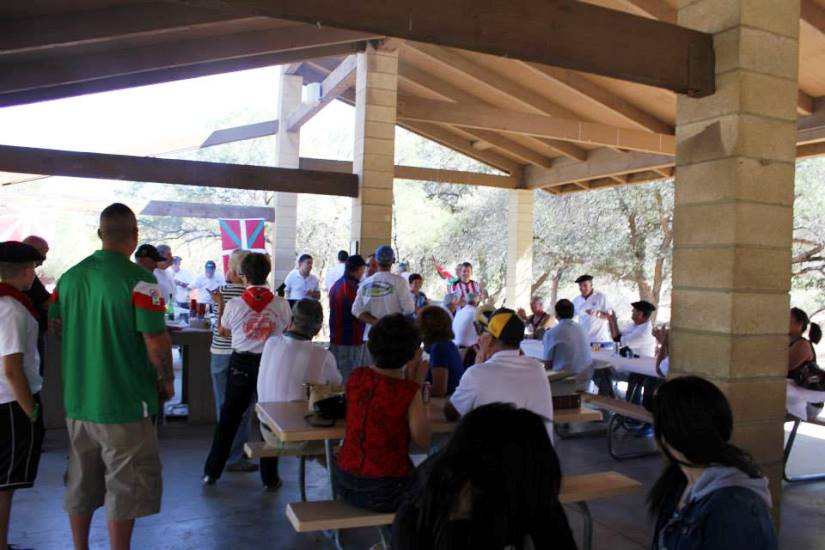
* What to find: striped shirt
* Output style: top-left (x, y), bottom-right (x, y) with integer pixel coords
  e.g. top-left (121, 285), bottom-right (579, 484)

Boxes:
top-left (450, 280), bottom-right (482, 300)
top-left (329, 275), bottom-right (365, 346)
top-left (210, 283), bottom-right (245, 354)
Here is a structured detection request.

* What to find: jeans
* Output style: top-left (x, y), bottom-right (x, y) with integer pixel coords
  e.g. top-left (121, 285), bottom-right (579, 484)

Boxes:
top-left (328, 344), bottom-right (368, 381)
top-left (204, 353), bottom-right (279, 485)
top-left (333, 463), bottom-right (413, 513)
top-left (210, 353), bottom-right (252, 464)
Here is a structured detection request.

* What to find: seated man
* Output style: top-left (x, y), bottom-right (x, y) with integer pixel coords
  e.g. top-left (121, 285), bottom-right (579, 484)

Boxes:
top-left (256, 299), bottom-right (342, 468)
top-left (517, 296), bottom-right (555, 340)
top-left (445, 308), bottom-right (554, 441)
top-left (542, 299), bottom-right (592, 390)
top-left (607, 300), bottom-right (657, 357)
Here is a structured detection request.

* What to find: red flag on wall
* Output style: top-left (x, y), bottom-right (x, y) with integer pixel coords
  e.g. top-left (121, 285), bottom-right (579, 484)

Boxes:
top-left (218, 218), bottom-right (267, 272)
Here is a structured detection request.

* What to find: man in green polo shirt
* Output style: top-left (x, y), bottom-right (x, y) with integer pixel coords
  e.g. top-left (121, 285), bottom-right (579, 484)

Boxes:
top-left (49, 203), bottom-right (174, 550)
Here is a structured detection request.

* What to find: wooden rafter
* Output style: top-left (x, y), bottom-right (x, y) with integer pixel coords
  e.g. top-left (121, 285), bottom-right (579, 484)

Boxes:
top-left (141, 200), bottom-right (277, 221)
top-left (612, 0), bottom-right (676, 24)
top-left (799, 90), bottom-right (815, 117)
top-left (287, 54), bottom-right (356, 131)
top-left (0, 42), bottom-right (366, 107)
top-left (525, 149), bottom-right (674, 189)
top-left (203, 0), bottom-right (716, 96)
top-left (398, 59), bottom-right (586, 161)
top-left (516, 61), bottom-right (674, 135)
top-left (397, 96), bottom-right (676, 155)
top-left (0, 144), bottom-right (359, 197)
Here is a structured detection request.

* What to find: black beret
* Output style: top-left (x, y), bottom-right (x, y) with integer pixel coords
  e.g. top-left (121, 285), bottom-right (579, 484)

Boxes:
top-left (135, 244), bottom-right (164, 262)
top-left (0, 241), bottom-right (44, 263)
top-left (575, 274), bottom-right (594, 284)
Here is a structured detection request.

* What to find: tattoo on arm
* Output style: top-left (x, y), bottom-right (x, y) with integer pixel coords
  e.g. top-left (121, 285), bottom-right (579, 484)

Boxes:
top-left (151, 347), bottom-right (174, 382)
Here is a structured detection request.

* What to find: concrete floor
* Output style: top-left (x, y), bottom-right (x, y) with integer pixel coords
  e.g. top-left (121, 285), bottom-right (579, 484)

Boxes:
top-left (8, 420), bottom-right (825, 550)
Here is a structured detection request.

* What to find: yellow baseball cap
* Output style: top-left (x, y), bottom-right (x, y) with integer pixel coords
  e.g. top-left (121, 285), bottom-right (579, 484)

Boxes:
top-left (477, 307), bottom-right (525, 345)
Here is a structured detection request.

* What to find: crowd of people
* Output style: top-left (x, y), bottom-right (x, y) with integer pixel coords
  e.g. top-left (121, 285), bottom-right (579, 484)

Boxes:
top-left (0, 201), bottom-right (812, 549)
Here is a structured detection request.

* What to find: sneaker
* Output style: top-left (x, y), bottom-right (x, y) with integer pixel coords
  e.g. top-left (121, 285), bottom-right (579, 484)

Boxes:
top-left (226, 460), bottom-right (259, 473)
top-left (263, 479), bottom-right (283, 492)
top-left (202, 475), bottom-right (217, 486)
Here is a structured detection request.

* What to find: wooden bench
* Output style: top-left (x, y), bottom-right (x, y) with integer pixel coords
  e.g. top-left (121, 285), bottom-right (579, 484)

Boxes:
top-left (286, 471), bottom-right (641, 550)
top-left (244, 442), bottom-right (323, 501)
top-left (582, 394), bottom-right (657, 460)
top-left (783, 414), bottom-right (825, 482)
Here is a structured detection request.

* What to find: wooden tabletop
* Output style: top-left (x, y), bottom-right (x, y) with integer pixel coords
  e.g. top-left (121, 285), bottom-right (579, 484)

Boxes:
top-left (257, 398), bottom-right (602, 442)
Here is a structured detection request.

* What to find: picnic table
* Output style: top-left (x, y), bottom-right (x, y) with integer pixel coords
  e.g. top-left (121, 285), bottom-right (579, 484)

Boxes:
top-left (591, 350), bottom-right (660, 378)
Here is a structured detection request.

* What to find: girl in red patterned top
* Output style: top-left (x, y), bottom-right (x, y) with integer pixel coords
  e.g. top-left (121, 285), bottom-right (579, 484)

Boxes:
top-left (335, 314), bottom-right (431, 512)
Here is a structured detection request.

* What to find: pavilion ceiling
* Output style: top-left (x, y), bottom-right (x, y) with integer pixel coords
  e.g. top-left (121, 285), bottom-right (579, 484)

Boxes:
top-left (0, 0), bottom-right (824, 195)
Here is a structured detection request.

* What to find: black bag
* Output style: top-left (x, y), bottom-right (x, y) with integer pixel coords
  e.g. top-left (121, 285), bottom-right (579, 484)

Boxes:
top-left (792, 361), bottom-right (825, 391)
top-left (305, 394), bottom-right (347, 427)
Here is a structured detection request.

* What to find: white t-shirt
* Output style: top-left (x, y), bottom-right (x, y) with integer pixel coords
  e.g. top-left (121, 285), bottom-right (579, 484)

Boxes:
top-left (352, 271), bottom-right (416, 339)
top-left (170, 268), bottom-right (193, 303)
top-left (324, 263), bottom-right (346, 292)
top-left (619, 319), bottom-right (656, 357)
top-left (190, 273), bottom-right (226, 304)
top-left (257, 334), bottom-right (343, 403)
top-left (0, 296), bottom-right (43, 404)
top-left (153, 268), bottom-right (175, 306)
top-left (449, 350), bottom-right (554, 441)
top-left (220, 287), bottom-right (292, 353)
top-left (572, 290), bottom-right (612, 343)
top-left (452, 304), bottom-right (478, 348)
top-left (284, 269), bottom-right (320, 301)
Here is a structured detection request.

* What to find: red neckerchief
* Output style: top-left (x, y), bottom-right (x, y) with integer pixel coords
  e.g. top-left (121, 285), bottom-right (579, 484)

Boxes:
top-left (242, 286), bottom-right (274, 313)
top-left (0, 282), bottom-right (39, 319)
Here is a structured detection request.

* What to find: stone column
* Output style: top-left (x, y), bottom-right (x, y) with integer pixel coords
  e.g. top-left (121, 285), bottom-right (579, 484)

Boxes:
top-left (271, 70), bottom-right (302, 286)
top-left (506, 189), bottom-right (534, 309)
top-left (351, 43), bottom-right (398, 257)
top-left (672, 0), bottom-right (800, 514)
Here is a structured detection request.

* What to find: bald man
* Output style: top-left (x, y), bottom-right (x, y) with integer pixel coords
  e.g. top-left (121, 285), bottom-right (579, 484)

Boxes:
top-left (22, 236), bottom-right (49, 376)
top-left (49, 203), bottom-right (173, 549)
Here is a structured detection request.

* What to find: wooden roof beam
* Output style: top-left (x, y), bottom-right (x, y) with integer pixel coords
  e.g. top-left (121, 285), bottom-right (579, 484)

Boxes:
top-left (209, 0), bottom-right (715, 96)
top-left (141, 200), bottom-right (276, 221)
top-left (398, 61), bottom-right (586, 161)
top-left (397, 96), bottom-right (676, 155)
top-left (0, 3), bottom-right (258, 55)
top-left (612, 0), bottom-right (676, 24)
top-left (0, 42), bottom-right (365, 107)
top-left (287, 54), bottom-right (356, 131)
top-left (799, 90), bottom-right (815, 116)
top-left (0, 25), bottom-right (377, 98)
top-left (0, 144), bottom-right (359, 197)
top-left (525, 148), bottom-right (674, 189)
top-left (517, 61), bottom-right (674, 135)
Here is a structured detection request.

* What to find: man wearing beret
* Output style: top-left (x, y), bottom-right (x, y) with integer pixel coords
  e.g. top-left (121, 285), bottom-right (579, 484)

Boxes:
top-left (607, 300), bottom-right (657, 358)
top-left (572, 274), bottom-right (613, 344)
top-left (0, 241), bottom-right (46, 550)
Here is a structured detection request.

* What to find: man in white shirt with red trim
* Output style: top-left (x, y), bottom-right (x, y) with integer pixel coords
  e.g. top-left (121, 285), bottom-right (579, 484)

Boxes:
top-left (445, 308), bottom-right (554, 442)
top-left (203, 252), bottom-right (291, 489)
top-left (0, 241), bottom-right (46, 550)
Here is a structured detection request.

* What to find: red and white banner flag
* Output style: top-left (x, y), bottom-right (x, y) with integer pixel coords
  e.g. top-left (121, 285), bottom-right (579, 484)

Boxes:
top-left (218, 218), bottom-right (267, 272)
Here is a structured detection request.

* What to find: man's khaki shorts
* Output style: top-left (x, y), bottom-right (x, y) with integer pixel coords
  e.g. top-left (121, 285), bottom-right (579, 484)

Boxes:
top-left (64, 418), bottom-right (162, 521)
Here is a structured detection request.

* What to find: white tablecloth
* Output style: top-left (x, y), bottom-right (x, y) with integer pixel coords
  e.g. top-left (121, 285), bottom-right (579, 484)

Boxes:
top-left (520, 339), bottom-right (544, 360)
top-left (591, 350), bottom-right (660, 378)
top-left (786, 379), bottom-right (825, 420)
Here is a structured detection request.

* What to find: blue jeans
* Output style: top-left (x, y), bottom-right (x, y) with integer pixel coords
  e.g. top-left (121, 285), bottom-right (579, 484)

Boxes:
top-left (328, 344), bottom-right (368, 381)
top-left (333, 463), bottom-right (413, 513)
top-left (210, 353), bottom-right (252, 464)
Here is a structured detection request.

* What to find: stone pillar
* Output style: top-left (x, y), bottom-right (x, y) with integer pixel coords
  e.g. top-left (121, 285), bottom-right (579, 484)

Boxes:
top-left (506, 189), bottom-right (534, 309)
top-left (672, 0), bottom-right (800, 514)
top-left (351, 44), bottom-right (398, 257)
top-left (271, 70), bottom-right (302, 286)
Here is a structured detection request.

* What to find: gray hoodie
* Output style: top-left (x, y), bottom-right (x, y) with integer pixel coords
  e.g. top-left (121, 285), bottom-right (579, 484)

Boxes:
top-left (683, 465), bottom-right (772, 509)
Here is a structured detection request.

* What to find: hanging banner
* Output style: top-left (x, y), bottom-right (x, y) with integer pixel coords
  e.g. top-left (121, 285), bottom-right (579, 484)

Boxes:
top-left (218, 218), bottom-right (267, 272)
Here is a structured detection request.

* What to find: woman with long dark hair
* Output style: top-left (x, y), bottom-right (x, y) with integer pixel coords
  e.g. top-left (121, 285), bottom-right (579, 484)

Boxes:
top-left (648, 376), bottom-right (777, 550)
top-left (391, 403), bottom-right (576, 550)
top-left (789, 306), bottom-right (822, 375)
